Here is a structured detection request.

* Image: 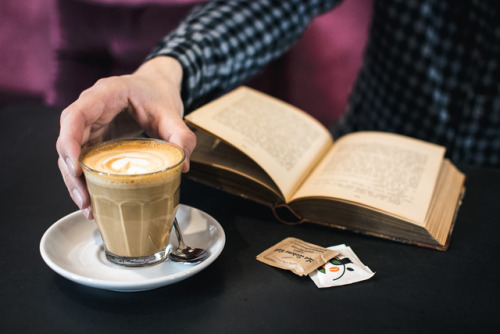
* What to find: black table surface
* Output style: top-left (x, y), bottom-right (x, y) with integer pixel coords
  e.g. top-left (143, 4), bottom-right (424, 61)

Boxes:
top-left (1, 103), bottom-right (499, 333)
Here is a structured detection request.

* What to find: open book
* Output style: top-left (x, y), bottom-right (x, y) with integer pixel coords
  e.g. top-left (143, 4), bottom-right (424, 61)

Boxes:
top-left (185, 86), bottom-right (466, 250)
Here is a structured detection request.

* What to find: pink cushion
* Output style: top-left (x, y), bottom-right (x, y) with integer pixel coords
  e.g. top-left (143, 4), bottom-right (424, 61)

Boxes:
top-left (249, 0), bottom-right (372, 126)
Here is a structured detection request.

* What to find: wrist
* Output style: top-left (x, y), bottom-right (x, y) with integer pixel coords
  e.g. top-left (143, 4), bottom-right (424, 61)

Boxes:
top-left (135, 56), bottom-right (183, 91)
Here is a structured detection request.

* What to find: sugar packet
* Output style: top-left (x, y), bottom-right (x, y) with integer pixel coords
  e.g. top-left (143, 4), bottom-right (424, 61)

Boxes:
top-left (309, 244), bottom-right (375, 288)
top-left (256, 237), bottom-right (339, 276)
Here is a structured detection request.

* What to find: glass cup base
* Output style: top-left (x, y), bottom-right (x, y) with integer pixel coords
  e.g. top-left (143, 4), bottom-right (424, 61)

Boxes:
top-left (105, 248), bottom-right (168, 267)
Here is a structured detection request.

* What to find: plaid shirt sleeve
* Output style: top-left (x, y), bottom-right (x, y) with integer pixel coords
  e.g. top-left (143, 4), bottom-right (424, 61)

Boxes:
top-left (147, 0), bottom-right (500, 167)
top-left (146, 0), bottom-right (340, 111)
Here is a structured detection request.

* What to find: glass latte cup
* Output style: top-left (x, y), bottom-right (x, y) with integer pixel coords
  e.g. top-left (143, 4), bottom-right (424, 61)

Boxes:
top-left (79, 138), bottom-right (185, 267)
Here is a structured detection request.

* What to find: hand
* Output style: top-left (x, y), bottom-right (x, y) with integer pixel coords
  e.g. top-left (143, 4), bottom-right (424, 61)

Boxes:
top-left (56, 57), bottom-right (197, 219)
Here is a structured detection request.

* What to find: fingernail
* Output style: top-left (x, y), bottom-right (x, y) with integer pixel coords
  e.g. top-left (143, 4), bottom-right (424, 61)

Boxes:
top-left (66, 157), bottom-right (76, 177)
top-left (82, 207), bottom-right (93, 220)
top-left (72, 188), bottom-right (84, 209)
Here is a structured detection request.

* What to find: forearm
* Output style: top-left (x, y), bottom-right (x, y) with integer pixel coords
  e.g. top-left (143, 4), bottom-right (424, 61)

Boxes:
top-left (146, 0), bottom-right (341, 111)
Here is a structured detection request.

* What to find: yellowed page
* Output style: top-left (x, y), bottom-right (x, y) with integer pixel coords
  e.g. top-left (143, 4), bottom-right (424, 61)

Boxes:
top-left (293, 132), bottom-right (445, 224)
top-left (185, 86), bottom-right (333, 201)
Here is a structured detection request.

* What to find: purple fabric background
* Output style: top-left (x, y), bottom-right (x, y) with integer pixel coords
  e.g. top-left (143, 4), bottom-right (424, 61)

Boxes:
top-left (0, 0), bottom-right (371, 126)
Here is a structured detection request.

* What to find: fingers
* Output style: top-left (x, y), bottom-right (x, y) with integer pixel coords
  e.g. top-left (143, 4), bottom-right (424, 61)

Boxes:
top-left (157, 111), bottom-right (197, 173)
top-left (56, 104), bottom-right (86, 178)
top-left (167, 125), bottom-right (197, 173)
top-left (56, 81), bottom-right (117, 176)
top-left (56, 77), bottom-right (128, 217)
top-left (58, 157), bottom-right (93, 219)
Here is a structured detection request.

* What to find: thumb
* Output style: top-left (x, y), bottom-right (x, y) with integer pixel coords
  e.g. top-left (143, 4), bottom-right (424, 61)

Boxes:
top-left (158, 116), bottom-right (197, 173)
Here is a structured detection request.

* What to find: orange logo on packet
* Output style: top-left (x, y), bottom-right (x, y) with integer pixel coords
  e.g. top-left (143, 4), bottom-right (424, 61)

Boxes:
top-left (329, 267), bottom-right (340, 272)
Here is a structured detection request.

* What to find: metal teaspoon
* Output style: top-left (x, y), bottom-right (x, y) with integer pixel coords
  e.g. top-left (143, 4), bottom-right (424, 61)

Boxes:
top-left (169, 218), bottom-right (209, 263)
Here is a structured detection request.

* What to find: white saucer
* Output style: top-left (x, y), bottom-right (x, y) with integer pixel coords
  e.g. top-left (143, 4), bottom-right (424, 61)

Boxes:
top-left (40, 204), bottom-right (225, 292)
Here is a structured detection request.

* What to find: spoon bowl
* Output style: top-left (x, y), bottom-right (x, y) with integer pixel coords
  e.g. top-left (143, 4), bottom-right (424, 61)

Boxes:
top-left (169, 218), bottom-right (209, 263)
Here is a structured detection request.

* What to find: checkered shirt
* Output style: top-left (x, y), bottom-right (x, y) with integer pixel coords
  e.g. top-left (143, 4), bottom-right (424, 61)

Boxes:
top-left (148, 0), bottom-right (500, 168)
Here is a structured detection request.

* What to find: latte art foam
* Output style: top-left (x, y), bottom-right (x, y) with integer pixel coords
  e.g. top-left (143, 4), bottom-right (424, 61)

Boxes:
top-left (94, 151), bottom-right (172, 175)
top-left (81, 139), bottom-right (184, 176)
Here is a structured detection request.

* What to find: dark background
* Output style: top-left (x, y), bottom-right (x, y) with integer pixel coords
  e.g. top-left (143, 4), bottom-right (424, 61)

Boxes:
top-left (1, 103), bottom-right (499, 333)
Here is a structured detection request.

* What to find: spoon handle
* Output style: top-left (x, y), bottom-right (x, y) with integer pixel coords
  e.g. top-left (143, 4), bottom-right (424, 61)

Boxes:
top-left (173, 218), bottom-right (186, 248)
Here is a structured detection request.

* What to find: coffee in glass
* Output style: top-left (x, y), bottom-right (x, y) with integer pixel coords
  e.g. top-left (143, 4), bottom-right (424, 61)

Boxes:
top-left (79, 138), bottom-right (185, 267)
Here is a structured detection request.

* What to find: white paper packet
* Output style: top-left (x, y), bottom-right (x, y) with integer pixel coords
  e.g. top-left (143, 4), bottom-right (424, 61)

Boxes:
top-left (309, 244), bottom-right (375, 288)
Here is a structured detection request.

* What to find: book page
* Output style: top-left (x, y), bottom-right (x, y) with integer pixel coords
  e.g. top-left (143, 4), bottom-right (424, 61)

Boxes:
top-left (292, 132), bottom-right (445, 224)
top-left (191, 129), bottom-right (282, 198)
top-left (185, 87), bottom-right (333, 201)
